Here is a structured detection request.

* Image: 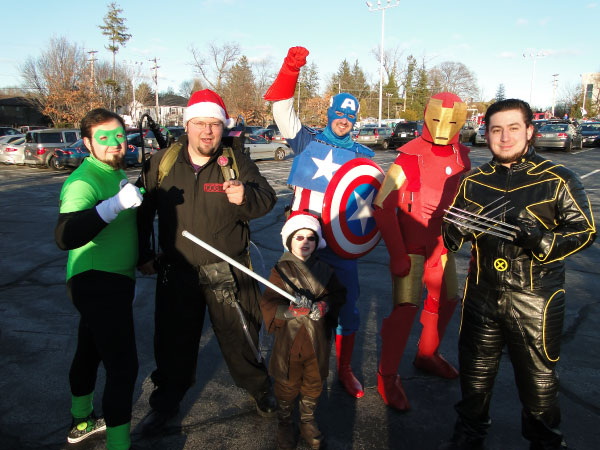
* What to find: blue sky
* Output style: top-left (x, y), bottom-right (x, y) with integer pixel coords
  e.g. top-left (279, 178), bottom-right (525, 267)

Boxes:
top-left (2, 0), bottom-right (597, 110)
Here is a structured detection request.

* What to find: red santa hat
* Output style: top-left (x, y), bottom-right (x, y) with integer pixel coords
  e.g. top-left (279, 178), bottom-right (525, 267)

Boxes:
top-left (183, 89), bottom-right (235, 129)
top-left (281, 211), bottom-right (326, 251)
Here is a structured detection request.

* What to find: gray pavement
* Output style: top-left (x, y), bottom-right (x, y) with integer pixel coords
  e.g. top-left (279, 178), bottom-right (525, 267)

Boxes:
top-left (1, 145), bottom-right (599, 450)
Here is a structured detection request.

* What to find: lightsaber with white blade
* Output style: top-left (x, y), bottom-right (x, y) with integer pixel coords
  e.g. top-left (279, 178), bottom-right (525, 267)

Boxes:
top-left (182, 230), bottom-right (297, 303)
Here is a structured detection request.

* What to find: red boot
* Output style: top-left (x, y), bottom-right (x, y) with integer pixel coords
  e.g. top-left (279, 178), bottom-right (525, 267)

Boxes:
top-left (377, 304), bottom-right (418, 411)
top-left (335, 333), bottom-right (364, 398)
top-left (413, 298), bottom-right (459, 379)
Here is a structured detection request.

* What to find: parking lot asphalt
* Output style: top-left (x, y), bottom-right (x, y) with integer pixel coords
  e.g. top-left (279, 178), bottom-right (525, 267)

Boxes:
top-left (1, 145), bottom-right (599, 450)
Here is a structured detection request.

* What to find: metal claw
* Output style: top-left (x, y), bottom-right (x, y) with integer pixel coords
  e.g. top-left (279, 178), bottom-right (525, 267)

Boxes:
top-left (447, 206), bottom-right (520, 232)
top-left (443, 216), bottom-right (515, 241)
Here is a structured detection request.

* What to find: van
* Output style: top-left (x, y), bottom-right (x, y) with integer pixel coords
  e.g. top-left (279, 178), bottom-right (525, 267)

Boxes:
top-left (23, 128), bottom-right (81, 168)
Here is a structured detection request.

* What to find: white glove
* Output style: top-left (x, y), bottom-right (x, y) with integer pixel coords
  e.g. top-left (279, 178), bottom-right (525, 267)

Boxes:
top-left (96, 182), bottom-right (143, 223)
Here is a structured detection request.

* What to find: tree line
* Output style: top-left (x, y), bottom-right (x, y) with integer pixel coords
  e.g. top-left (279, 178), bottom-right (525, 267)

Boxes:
top-left (15, 3), bottom-right (492, 128)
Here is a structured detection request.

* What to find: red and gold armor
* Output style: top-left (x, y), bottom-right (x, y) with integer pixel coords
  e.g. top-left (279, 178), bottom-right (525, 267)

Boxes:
top-left (372, 92), bottom-right (471, 411)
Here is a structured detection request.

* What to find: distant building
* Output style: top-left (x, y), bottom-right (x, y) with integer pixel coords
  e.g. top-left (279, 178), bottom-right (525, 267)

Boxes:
top-left (582, 73), bottom-right (600, 116)
top-left (125, 94), bottom-right (188, 126)
top-left (0, 97), bottom-right (51, 127)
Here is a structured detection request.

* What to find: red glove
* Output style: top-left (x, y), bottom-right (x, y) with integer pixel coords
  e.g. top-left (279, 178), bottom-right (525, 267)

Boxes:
top-left (288, 304), bottom-right (310, 317)
top-left (264, 46), bottom-right (309, 101)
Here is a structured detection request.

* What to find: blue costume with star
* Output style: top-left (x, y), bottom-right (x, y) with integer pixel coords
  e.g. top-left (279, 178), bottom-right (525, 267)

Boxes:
top-left (273, 93), bottom-right (373, 336)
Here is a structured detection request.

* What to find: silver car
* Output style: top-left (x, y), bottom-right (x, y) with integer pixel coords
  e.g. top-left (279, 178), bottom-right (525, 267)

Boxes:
top-left (0, 137), bottom-right (27, 164)
top-left (534, 122), bottom-right (583, 152)
top-left (243, 135), bottom-right (291, 161)
top-left (23, 128), bottom-right (81, 167)
top-left (474, 125), bottom-right (487, 146)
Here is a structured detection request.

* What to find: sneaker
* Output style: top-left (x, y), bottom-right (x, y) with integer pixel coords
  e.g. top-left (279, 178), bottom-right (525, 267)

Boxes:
top-left (67, 413), bottom-right (107, 444)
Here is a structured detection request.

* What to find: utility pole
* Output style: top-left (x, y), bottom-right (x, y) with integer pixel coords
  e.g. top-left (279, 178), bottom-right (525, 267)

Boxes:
top-left (87, 50), bottom-right (98, 84)
top-left (149, 57), bottom-right (160, 123)
top-left (551, 74), bottom-right (559, 117)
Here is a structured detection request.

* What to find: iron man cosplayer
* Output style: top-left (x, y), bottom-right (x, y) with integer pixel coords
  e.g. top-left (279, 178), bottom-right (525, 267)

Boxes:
top-left (372, 92), bottom-right (471, 411)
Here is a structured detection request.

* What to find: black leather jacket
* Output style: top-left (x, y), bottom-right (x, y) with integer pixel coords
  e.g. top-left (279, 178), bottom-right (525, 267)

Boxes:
top-left (443, 148), bottom-right (596, 292)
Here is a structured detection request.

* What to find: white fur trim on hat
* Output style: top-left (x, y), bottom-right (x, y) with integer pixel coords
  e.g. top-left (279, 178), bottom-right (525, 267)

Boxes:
top-left (183, 89), bottom-right (235, 129)
top-left (281, 213), bottom-right (326, 251)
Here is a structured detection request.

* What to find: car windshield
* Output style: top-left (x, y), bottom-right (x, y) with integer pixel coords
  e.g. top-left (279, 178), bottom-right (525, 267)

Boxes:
top-left (247, 135), bottom-right (268, 144)
top-left (581, 124), bottom-right (600, 131)
top-left (539, 124), bottom-right (568, 132)
top-left (360, 129), bottom-right (376, 136)
top-left (67, 139), bottom-right (84, 148)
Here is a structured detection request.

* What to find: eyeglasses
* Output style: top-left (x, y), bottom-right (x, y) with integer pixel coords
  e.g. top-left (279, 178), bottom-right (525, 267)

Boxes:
top-left (188, 120), bottom-right (223, 130)
top-left (294, 235), bottom-right (316, 242)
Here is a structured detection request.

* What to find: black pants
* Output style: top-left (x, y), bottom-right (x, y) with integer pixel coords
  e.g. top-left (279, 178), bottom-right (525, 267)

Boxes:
top-left (68, 270), bottom-right (138, 428)
top-left (455, 283), bottom-right (564, 448)
top-left (149, 261), bottom-right (270, 412)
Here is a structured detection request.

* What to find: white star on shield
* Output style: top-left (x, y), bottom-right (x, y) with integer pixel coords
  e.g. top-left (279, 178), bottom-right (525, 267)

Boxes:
top-left (348, 188), bottom-right (375, 233)
top-left (312, 149), bottom-right (341, 182)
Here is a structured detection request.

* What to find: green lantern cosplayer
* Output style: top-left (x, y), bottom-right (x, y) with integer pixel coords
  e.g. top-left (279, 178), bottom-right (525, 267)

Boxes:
top-left (55, 109), bottom-right (143, 450)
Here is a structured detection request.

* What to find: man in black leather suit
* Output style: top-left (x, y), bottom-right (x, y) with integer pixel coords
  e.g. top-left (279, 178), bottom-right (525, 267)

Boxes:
top-left (440, 99), bottom-right (596, 450)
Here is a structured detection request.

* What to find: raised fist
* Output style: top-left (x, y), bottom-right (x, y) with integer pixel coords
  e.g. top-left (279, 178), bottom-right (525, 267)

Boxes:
top-left (390, 253), bottom-right (411, 278)
top-left (284, 46), bottom-right (309, 72)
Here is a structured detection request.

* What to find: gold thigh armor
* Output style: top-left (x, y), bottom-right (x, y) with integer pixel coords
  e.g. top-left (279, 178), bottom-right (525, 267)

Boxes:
top-left (392, 253), bottom-right (458, 306)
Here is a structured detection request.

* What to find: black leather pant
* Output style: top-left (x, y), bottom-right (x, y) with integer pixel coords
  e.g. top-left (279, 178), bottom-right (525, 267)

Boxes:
top-left (455, 281), bottom-right (565, 448)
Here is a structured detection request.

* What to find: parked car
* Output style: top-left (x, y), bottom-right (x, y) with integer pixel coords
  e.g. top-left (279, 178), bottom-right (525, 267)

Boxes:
top-left (55, 135), bottom-right (149, 169)
top-left (126, 128), bottom-right (161, 149)
top-left (474, 125), bottom-right (487, 146)
top-left (0, 134), bottom-right (24, 146)
top-left (534, 122), bottom-right (583, 152)
top-left (166, 126), bottom-right (185, 146)
top-left (23, 128), bottom-right (81, 168)
top-left (0, 126), bottom-right (21, 137)
top-left (252, 128), bottom-right (275, 141)
top-left (356, 127), bottom-right (392, 149)
top-left (458, 121), bottom-right (478, 144)
top-left (54, 139), bottom-right (88, 169)
top-left (243, 135), bottom-right (291, 161)
top-left (271, 129), bottom-right (289, 146)
top-left (389, 121), bottom-right (424, 148)
top-left (0, 137), bottom-right (26, 164)
top-left (580, 122), bottom-right (600, 147)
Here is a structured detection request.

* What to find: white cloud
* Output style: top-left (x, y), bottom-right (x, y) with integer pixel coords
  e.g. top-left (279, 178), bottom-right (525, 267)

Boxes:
top-left (538, 17), bottom-right (550, 26)
top-left (516, 18), bottom-right (528, 25)
top-left (498, 51), bottom-right (515, 59)
top-left (587, 2), bottom-right (597, 8)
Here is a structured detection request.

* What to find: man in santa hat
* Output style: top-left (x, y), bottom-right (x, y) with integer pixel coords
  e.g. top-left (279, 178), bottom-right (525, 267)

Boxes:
top-left (137, 89), bottom-right (278, 435)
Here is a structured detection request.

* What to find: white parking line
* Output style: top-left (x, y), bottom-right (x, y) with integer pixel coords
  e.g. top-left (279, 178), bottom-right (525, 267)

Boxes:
top-left (582, 169), bottom-right (600, 179)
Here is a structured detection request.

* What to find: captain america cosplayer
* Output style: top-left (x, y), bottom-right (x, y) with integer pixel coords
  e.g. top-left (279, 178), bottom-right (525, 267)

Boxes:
top-left (372, 92), bottom-right (471, 411)
top-left (264, 46), bottom-right (374, 398)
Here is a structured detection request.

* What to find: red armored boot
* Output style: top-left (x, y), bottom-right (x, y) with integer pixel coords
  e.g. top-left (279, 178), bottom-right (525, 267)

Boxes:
top-left (413, 296), bottom-right (459, 379)
top-left (377, 303), bottom-right (419, 411)
top-left (335, 333), bottom-right (364, 398)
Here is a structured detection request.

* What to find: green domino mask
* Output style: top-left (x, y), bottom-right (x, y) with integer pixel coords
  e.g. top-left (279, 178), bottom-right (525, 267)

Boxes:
top-left (94, 127), bottom-right (126, 146)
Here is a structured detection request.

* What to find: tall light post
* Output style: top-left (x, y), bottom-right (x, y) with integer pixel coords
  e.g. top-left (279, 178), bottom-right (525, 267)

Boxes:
top-left (385, 93), bottom-right (393, 118)
top-left (367, 1), bottom-right (400, 127)
top-left (523, 51), bottom-right (546, 106)
top-left (127, 60), bottom-right (143, 124)
top-left (551, 73), bottom-right (559, 117)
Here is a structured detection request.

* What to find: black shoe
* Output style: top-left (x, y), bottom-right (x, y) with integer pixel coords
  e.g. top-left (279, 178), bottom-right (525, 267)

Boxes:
top-left (140, 407), bottom-right (179, 436)
top-left (253, 391), bottom-right (278, 418)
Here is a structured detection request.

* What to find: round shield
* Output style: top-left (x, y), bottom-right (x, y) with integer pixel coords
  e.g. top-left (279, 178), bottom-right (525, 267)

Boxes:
top-left (322, 158), bottom-right (385, 259)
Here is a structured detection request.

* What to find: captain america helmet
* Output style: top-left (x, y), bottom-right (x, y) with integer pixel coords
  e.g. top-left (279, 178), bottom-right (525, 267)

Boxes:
top-left (327, 93), bottom-right (359, 126)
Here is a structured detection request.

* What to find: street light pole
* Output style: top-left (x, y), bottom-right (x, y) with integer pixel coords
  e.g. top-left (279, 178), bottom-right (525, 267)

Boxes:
top-left (367, 1), bottom-right (400, 127)
top-left (551, 73), bottom-right (559, 118)
top-left (386, 93), bottom-right (393, 118)
top-left (523, 51), bottom-right (546, 106)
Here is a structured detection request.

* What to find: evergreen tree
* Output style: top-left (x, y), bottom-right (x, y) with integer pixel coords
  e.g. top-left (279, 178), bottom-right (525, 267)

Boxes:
top-left (495, 84), bottom-right (506, 102)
